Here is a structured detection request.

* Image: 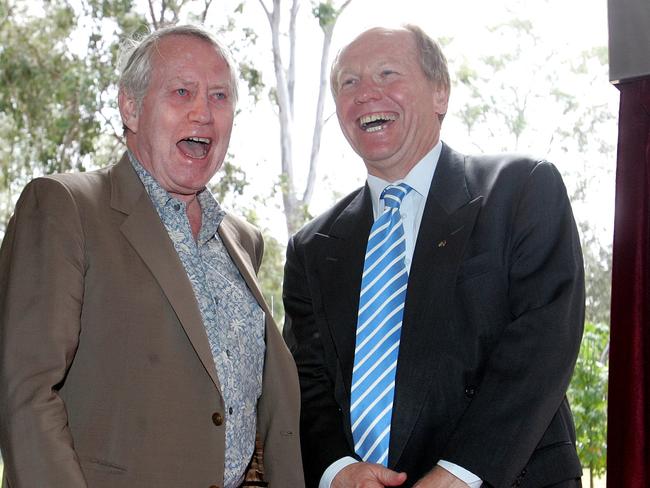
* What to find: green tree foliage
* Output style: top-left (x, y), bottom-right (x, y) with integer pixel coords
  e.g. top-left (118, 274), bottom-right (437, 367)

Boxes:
top-left (568, 321), bottom-right (609, 485)
top-left (0, 0), bottom-right (152, 232)
top-left (0, 0), bottom-right (101, 223)
top-left (312, 0), bottom-right (337, 28)
top-left (578, 219), bottom-right (612, 326)
top-left (257, 229), bottom-right (285, 325)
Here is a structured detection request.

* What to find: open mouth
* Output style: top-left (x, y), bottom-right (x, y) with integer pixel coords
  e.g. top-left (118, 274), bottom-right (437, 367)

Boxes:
top-left (359, 113), bottom-right (397, 132)
top-left (177, 136), bottom-right (212, 159)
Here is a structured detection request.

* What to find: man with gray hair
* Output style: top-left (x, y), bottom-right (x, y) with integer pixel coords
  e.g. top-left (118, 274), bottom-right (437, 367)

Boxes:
top-left (0, 25), bottom-right (304, 488)
top-left (284, 25), bottom-right (583, 488)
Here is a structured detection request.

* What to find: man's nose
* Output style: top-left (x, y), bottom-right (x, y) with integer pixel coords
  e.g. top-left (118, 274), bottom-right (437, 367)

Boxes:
top-left (189, 92), bottom-right (213, 123)
top-left (354, 80), bottom-right (382, 104)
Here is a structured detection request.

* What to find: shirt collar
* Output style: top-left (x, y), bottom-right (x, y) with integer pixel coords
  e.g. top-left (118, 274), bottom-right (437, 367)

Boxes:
top-left (128, 151), bottom-right (225, 242)
top-left (367, 140), bottom-right (442, 215)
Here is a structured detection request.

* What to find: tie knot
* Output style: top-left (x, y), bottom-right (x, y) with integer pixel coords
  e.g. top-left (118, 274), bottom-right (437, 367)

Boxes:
top-left (381, 183), bottom-right (412, 209)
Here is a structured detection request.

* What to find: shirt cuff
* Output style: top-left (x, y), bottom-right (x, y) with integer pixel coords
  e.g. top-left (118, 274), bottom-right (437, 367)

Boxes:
top-left (319, 456), bottom-right (359, 488)
top-left (437, 460), bottom-right (483, 487)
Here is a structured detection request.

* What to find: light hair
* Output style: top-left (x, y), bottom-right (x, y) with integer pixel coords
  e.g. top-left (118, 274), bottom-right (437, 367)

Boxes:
top-left (404, 24), bottom-right (450, 95)
top-left (330, 24), bottom-right (450, 104)
top-left (117, 24), bottom-right (239, 111)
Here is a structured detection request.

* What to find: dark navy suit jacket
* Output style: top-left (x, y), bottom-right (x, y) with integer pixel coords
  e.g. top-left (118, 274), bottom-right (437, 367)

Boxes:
top-left (283, 143), bottom-right (584, 488)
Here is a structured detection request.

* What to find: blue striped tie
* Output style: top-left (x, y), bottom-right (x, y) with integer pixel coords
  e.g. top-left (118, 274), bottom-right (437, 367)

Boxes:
top-left (350, 182), bottom-right (412, 465)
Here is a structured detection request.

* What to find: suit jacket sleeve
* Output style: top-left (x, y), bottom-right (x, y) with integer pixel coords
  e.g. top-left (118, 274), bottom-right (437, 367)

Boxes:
top-left (0, 178), bottom-right (88, 486)
top-left (441, 161), bottom-right (584, 487)
top-left (283, 234), bottom-right (355, 487)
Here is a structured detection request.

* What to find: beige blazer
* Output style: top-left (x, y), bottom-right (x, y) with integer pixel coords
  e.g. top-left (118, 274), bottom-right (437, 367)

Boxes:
top-left (0, 154), bottom-right (304, 488)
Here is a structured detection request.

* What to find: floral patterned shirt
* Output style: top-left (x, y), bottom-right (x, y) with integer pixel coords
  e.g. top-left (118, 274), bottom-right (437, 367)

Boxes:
top-left (130, 153), bottom-right (265, 488)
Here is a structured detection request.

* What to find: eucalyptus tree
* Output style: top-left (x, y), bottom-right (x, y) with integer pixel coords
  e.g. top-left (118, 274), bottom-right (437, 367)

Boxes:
top-left (256, 0), bottom-right (353, 234)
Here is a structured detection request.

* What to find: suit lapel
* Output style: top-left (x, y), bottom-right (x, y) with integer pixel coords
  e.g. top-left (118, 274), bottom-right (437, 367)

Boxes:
top-left (109, 155), bottom-right (222, 392)
top-left (218, 216), bottom-right (274, 325)
top-left (311, 187), bottom-right (373, 404)
top-left (389, 144), bottom-right (483, 467)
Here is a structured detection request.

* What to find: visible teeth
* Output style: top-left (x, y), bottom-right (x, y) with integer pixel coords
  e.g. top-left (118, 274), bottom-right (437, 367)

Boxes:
top-left (360, 113), bottom-right (396, 125)
top-left (359, 113), bottom-right (397, 131)
top-left (187, 137), bottom-right (211, 144)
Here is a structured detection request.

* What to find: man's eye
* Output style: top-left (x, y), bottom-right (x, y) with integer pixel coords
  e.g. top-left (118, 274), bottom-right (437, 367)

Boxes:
top-left (176, 88), bottom-right (188, 96)
top-left (381, 70), bottom-right (397, 77)
top-left (212, 92), bottom-right (227, 100)
top-left (341, 78), bottom-right (357, 87)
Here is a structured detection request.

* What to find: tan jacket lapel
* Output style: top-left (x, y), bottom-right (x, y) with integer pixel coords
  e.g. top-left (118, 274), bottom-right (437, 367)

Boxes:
top-left (218, 215), bottom-right (274, 323)
top-left (109, 154), bottom-right (222, 392)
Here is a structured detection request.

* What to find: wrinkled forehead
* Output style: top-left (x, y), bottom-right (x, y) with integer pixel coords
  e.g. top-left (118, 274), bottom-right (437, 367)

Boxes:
top-left (151, 35), bottom-right (225, 70)
top-left (143, 35), bottom-right (235, 101)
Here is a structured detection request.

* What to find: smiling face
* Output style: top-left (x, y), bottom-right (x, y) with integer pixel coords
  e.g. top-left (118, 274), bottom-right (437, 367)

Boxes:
top-left (332, 28), bottom-right (449, 181)
top-left (119, 34), bottom-right (234, 201)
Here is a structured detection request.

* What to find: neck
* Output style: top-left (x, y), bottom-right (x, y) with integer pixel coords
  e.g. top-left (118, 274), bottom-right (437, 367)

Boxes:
top-left (185, 197), bottom-right (202, 240)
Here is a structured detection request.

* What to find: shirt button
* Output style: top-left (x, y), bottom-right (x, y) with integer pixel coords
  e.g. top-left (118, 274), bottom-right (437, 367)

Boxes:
top-left (226, 349), bottom-right (231, 358)
top-left (173, 203), bottom-right (181, 211)
top-left (212, 412), bottom-right (224, 426)
top-left (229, 407), bottom-right (233, 415)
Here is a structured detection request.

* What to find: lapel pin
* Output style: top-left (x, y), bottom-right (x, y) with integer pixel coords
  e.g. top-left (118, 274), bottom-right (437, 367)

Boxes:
top-left (437, 240), bottom-right (447, 248)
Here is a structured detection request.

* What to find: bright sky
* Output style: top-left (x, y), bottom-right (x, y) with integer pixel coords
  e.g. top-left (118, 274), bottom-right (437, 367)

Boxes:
top-left (210, 0), bottom-right (617, 243)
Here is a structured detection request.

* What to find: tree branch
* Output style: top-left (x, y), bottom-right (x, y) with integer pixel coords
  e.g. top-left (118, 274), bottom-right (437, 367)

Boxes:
top-left (148, 0), bottom-right (158, 29)
top-left (303, 0), bottom-right (353, 205)
top-left (257, 0), bottom-right (272, 22)
top-left (287, 0), bottom-right (299, 113)
top-left (200, 0), bottom-right (213, 23)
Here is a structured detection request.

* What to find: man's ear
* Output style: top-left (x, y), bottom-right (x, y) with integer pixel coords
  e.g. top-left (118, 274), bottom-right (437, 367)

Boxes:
top-left (433, 85), bottom-right (450, 119)
top-left (118, 89), bottom-right (139, 134)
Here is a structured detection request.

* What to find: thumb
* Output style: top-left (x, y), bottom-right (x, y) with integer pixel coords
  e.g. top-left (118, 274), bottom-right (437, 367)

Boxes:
top-left (374, 466), bottom-right (407, 486)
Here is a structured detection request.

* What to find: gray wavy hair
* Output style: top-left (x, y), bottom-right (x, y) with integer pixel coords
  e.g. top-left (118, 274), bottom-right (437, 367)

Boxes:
top-left (117, 24), bottom-right (239, 111)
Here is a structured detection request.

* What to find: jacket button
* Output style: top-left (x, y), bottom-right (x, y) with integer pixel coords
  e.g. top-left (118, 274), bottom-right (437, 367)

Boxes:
top-left (212, 412), bottom-right (224, 426)
top-left (464, 386), bottom-right (476, 397)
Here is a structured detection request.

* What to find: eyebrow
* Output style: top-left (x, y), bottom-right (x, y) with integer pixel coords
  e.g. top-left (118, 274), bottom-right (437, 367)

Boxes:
top-left (165, 77), bottom-right (197, 87)
top-left (164, 77), bottom-right (231, 92)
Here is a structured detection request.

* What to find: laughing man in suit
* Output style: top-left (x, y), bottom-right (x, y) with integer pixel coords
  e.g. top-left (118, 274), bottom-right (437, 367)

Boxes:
top-left (0, 25), bottom-right (303, 488)
top-left (283, 25), bottom-right (584, 488)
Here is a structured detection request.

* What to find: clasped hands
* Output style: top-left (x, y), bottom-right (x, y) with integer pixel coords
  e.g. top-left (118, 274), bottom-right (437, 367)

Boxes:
top-left (331, 463), bottom-right (470, 488)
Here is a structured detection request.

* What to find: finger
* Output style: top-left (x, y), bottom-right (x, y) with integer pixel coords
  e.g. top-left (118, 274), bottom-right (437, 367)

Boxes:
top-left (372, 466), bottom-right (407, 487)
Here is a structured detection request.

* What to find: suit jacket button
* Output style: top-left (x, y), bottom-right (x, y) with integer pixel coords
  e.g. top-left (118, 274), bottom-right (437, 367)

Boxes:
top-left (212, 412), bottom-right (224, 426)
top-left (464, 386), bottom-right (476, 397)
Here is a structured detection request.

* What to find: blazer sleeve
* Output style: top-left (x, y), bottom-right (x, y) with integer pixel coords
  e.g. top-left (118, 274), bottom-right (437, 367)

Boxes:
top-left (441, 161), bottom-right (584, 487)
top-left (282, 235), bottom-right (355, 487)
top-left (0, 178), bottom-right (88, 487)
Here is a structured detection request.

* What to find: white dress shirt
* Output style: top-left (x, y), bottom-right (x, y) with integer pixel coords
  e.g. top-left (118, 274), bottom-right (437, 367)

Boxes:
top-left (319, 142), bottom-right (482, 488)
